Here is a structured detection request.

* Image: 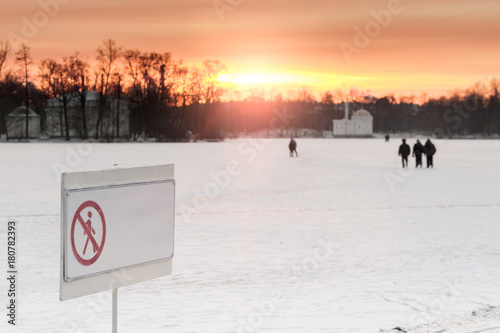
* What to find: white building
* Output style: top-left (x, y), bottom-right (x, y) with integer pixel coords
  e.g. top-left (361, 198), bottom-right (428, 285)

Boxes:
top-left (6, 105), bottom-right (41, 140)
top-left (45, 91), bottom-right (130, 139)
top-left (333, 106), bottom-right (373, 137)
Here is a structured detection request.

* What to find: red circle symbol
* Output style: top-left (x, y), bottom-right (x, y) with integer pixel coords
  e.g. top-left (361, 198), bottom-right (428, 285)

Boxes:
top-left (71, 200), bottom-right (106, 266)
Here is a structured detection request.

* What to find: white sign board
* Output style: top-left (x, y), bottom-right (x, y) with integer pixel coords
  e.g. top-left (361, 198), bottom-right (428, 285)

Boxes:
top-left (60, 164), bottom-right (175, 301)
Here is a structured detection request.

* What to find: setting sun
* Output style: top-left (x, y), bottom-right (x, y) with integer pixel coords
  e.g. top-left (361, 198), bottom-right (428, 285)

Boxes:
top-left (217, 71), bottom-right (370, 93)
top-left (217, 73), bottom-right (307, 86)
top-left (215, 70), bottom-right (383, 99)
top-left (216, 73), bottom-right (300, 93)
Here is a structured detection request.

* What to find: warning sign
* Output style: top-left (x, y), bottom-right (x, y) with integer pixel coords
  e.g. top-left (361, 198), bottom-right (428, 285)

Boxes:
top-left (63, 178), bottom-right (174, 283)
top-left (70, 201), bottom-right (106, 266)
top-left (60, 164), bottom-right (174, 300)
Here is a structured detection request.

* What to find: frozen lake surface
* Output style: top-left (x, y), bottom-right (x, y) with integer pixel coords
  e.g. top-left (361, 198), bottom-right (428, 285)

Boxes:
top-left (1, 138), bottom-right (500, 332)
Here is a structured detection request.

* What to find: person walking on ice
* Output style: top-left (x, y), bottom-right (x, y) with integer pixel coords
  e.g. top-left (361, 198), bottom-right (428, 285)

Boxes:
top-left (398, 138), bottom-right (410, 168)
top-left (412, 139), bottom-right (425, 168)
top-left (289, 136), bottom-right (298, 157)
top-left (424, 138), bottom-right (436, 168)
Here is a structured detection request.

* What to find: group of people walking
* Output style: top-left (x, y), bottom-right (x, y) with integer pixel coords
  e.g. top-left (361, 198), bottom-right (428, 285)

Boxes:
top-left (398, 138), bottom-right (436, 168)
top-left (286, 136), bottom-right (436, 167)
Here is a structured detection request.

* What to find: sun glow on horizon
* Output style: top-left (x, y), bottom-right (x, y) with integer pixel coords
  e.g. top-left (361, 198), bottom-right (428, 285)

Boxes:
top-left (217, 73), bottom-right (314, 86)
top-left (216, 71), bottom-right (374, 93)
top-left (215, 70), bottom-right (476, 100)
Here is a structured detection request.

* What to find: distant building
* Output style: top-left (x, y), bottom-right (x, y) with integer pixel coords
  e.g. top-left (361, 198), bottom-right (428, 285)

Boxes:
top-left (6, 105), bottom-right (41, 140)
top-left (45, 91), bottom-right (130, 139)
top-left (333, 104), bottom-right (373, 137)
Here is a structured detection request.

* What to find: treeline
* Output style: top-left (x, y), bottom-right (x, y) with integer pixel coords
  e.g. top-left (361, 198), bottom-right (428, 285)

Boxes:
top-left (361, 83), bottom-right (500, 137)
top-left (1, 39), bottom-right (499, 140)
top-left (193, 80), bottom-right (500, 138)
top-left (0, 39), bottom-right (226, 140)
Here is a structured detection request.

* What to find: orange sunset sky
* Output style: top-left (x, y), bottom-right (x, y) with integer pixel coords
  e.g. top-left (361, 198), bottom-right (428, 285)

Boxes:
top-left (1, 0), bottom-right (500, 98)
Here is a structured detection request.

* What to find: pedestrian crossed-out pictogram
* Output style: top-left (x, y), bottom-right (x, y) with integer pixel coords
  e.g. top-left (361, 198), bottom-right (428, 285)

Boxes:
top-left (70, 200), bottom-right (106, 266)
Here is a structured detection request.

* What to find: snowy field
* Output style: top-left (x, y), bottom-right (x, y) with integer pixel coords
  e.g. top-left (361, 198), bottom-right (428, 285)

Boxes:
top-left (1, 138), bottom-right (500, 333)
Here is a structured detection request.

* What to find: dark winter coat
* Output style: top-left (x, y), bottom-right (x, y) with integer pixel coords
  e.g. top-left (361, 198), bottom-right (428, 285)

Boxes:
top-left (424, 140), bottom-right (436, 156)
top-left (289, 139), bottom-right (297, 151)
top-left (412, 142), bottom-right (425, 157)
top-left (398, 143), bottom-right (410, 157)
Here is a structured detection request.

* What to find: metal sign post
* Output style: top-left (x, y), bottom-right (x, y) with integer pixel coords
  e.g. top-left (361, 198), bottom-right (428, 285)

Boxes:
top-left (113, 288), bottom-right (118, 333)
top-left (60, 164), bottom-right (175, 332)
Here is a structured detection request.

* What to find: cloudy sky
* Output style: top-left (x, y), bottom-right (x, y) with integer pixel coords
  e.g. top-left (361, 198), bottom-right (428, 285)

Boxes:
top-left (1, 0), bottom-right (499, 97)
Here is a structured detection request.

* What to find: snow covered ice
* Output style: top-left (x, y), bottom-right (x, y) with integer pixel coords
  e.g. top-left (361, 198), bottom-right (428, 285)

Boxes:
top-left (1, 138), bottom-right (500, 332)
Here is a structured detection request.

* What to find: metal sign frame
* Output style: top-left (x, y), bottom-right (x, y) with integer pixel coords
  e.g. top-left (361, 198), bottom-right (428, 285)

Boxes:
top-left (60, 164), bottom-right (175, 301)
